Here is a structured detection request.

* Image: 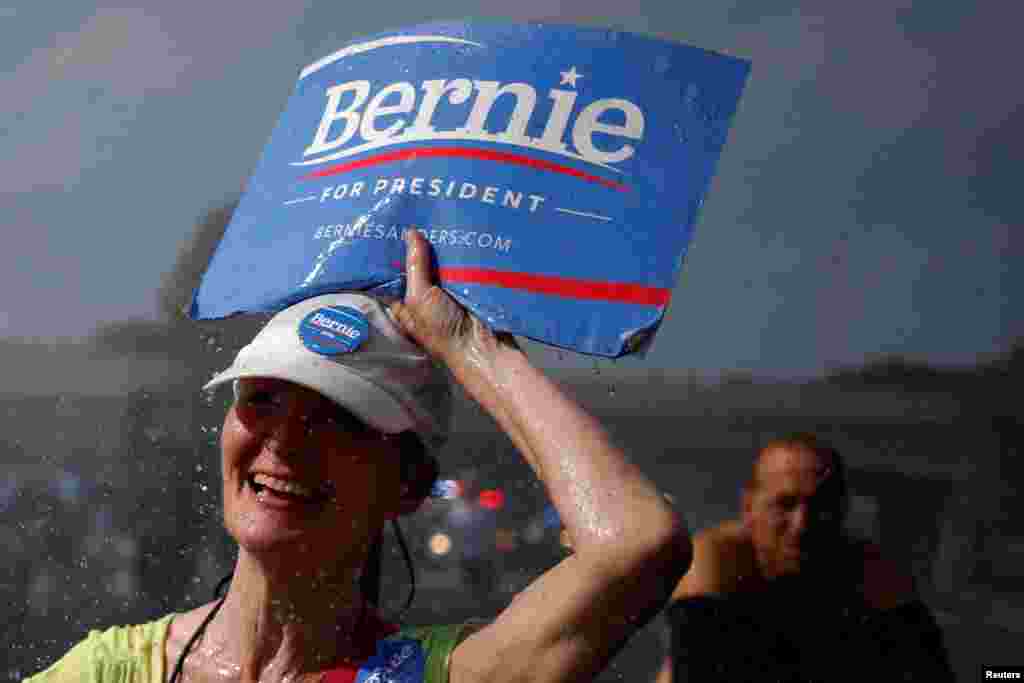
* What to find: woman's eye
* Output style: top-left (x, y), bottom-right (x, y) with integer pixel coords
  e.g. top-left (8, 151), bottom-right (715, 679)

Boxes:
top-left (241, 391), bottom-right (278, 407)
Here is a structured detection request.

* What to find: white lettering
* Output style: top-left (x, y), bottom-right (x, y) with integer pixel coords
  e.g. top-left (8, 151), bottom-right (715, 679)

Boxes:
top-left (502, 191), bottom-right (522, 209)
top-left (536, 88), bottom-right (577, 153)
top-left (310, 313), bottom-right (360, 338)
top-left (360, 82), bottom-right (416, 141)
top-left (572, 98), bottom-right (645, 164)
top-left (462, 81), bottom-right (536, 141)
top-left (300, 78), bottom-right (646, 169)
top-left (409, 79), bottom-right (473, 134)
top-left (315, 174), bottom-right (545, 218)
top-left (305, 81), bottom-right (371, 157)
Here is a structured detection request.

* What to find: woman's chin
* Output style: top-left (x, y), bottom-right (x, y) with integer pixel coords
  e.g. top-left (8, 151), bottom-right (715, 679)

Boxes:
top-left (227, 513), bottom-right (362, 566)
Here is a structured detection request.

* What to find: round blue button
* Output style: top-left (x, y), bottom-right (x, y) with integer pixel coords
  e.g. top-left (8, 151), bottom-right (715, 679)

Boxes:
top-left (298, 306), bottom-right (369, 355)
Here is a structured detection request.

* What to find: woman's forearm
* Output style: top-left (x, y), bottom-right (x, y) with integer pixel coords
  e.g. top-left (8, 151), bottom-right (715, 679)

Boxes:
top-left (447, 340), bottom-right (683, 558)
top-left (391, 229), bottom-right (684, 560)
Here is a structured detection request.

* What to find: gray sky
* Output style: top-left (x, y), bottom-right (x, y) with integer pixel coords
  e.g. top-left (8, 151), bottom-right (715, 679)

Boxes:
top-left (2, 1), bottom-right (1019, 376)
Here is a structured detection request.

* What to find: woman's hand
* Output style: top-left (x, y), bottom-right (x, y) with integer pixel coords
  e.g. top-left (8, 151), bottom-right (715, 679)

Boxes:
top-left (389, 230), bottom-right (517, 371)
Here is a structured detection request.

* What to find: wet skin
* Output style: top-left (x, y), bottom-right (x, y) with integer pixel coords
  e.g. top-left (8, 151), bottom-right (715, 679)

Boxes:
top-left (220, 377), bottom-right (405, 570)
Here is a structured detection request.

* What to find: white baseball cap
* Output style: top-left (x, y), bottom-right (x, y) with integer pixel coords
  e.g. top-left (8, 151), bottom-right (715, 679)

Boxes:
top-left (203, 293), bottom-right (451, 451)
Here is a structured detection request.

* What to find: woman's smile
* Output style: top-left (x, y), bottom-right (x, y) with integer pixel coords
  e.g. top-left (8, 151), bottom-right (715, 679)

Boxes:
top-left (247, 472), bottom-right (331, 507)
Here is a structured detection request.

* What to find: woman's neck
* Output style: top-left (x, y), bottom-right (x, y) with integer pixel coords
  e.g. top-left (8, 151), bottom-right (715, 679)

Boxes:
top-left (200, 551), bottom-right (368, 682)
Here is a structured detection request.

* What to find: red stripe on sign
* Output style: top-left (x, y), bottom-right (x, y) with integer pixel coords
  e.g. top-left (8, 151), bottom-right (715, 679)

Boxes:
top-left (439, 267), bottom-right (671, 306)
top-left (301, 147), bottom-right (629, 192)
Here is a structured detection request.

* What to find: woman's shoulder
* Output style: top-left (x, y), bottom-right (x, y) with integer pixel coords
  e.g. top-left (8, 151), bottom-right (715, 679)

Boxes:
top-left (23, 613), bottom-right (177, 683)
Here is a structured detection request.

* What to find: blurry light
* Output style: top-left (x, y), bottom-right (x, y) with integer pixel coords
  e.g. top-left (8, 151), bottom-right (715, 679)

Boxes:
top-left (429, 532), bottom-right (452, 556)
top-left (478, 489), bottom-right (505, 510)
top-left (56, 473), bottom-right (81, 503)
top-left (432, 479), bottom-right (462, 499)
top-left (446, 499), bottom-right (473, 526)
top-left (495, 528), bottom-right (517, 552)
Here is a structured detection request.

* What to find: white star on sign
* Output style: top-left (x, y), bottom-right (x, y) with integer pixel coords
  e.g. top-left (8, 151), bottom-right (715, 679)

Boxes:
top-left (559, 66), bottom-right (583, 87)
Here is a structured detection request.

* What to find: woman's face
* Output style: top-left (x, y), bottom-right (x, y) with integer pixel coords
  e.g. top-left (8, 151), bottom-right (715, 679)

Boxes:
top-left (220, 377), bottom-right (404, 565)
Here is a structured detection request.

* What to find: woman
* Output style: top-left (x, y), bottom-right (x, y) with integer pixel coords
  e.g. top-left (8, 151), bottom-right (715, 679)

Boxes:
top-left (27, 231), bottom-right (692, 683)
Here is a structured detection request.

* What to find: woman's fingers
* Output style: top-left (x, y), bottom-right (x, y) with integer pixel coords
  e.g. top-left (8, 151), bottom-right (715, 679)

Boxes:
top-left (403, 229), bottom-right (433, 302)
top-left (390, 230), bottom-right (461, 359)
top-left (391, 229), bottom-right (513, 367)
top-left (390, 230), bottom-right (434, 345)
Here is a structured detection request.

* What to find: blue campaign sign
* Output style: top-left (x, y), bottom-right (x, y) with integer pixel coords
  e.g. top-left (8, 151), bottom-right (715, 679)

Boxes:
top-left (190, 21), bottom-right (750, 357)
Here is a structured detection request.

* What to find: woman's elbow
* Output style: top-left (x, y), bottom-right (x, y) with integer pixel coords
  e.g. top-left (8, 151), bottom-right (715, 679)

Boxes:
top-left (621, 511), bottom-right (694, 590)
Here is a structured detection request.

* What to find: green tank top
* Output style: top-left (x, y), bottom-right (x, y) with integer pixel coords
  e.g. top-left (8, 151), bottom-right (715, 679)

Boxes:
top-left (24, 614), bottom-right (466, 683)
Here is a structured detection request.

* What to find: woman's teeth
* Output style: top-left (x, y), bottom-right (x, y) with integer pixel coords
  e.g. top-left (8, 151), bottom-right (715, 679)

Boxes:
top-left (251, 473), bottom-right (316, 499)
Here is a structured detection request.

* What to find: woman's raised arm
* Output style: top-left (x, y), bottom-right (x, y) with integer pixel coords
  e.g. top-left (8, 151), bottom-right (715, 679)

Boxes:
top-left (390, 230), bottom-right (692, 683)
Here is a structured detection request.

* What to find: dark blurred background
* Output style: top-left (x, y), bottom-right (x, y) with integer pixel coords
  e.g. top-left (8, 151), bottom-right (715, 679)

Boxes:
top-left (2, 205), bottom-right (1020, 679)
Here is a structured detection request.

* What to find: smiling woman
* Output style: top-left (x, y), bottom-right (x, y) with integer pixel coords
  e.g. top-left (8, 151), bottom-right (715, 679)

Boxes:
top-left (24, 231), bottom-right (690, 683)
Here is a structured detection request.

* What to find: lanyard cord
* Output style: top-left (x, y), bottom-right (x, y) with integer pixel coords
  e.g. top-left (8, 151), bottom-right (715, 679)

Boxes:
top-left (168, 520), bottom-right (414, 683)
top-left (168, 578), bottom-right (369, 683)
top-left (168, 572), bottom-right (233, 683)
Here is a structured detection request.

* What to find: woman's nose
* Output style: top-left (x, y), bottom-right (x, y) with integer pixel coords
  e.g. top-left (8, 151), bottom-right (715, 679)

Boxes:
top-left (266, 413), bottom-right (313, 455)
